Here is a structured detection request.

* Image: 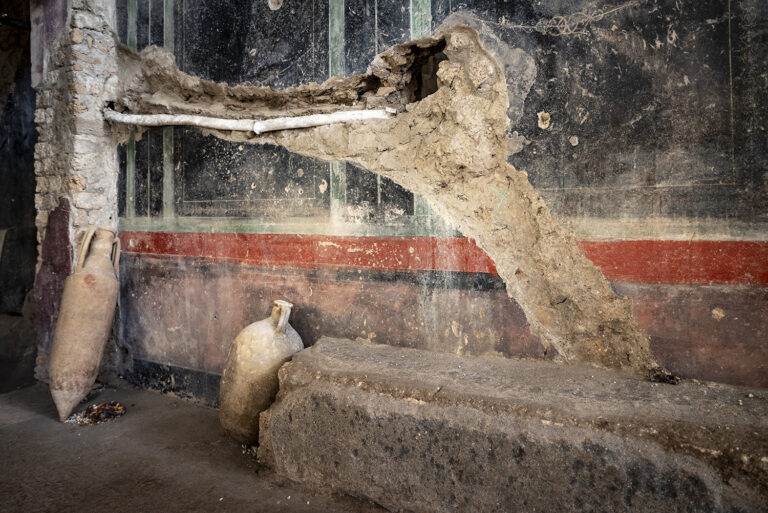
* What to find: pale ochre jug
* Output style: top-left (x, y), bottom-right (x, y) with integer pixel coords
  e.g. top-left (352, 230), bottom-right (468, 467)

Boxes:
top-left (219, 300), bottom-right (303, 444)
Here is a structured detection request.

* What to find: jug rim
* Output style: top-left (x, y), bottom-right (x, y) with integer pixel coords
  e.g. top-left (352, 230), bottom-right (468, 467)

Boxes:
top-left (93, 226), bottom-right (118, 234)
top-left (273, 299), bottom-right (293, 309)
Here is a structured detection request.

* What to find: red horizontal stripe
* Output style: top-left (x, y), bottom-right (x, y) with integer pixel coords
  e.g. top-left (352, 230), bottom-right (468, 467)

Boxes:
top-left (577, 240), bottom-right (768, 286)
top-left (119, 231), bottom-right (498, 274)
top-left (119, 231), bottom-right (768, 286)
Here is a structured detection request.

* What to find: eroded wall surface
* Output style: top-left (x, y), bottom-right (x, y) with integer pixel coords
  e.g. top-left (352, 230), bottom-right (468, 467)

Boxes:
top-left (31, 0), bottom-right (767, 396)
top-left (107, 0), bottom-right (768, 402)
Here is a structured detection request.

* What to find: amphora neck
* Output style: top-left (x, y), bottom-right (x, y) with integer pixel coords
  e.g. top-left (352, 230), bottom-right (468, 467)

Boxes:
top-left (89, 229), bottom-right (116, 258)
top-left (77, 226), bottom-right (119, 273)
top-left (270, 300), bottom-right (294, 334)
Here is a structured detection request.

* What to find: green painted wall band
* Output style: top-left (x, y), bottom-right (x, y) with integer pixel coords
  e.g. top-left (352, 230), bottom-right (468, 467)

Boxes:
top-left (119, 215), bottom-right (459, 238)
top-left (126, 131), bottom-right (136, 218)
top-left (162, 0), bottom-right (175, 218)
top-left (329, 0), bottom-right (346, 219)
top-left (163, 0), bottom-right (174, 53)
top-left (329, 0), bottom-right (345, 76)
top-left (330, 161), bottom-right (347, 219)
top-left (410, 0), bottom-right (432, 38)
top-left (162, 127), bottom-right (174, 218)
top-left (125, 0), bottom-right (138, 218)
top-left (126, 0), bottom-right (137, 50)
top-left (410, 0), bottom-right (434, 223)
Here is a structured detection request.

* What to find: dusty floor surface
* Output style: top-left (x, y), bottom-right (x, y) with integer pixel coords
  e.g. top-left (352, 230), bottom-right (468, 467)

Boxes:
top-left (0, 380), bottom-right (384, 513)
top-left (0, 357), bottom-right (35, 394)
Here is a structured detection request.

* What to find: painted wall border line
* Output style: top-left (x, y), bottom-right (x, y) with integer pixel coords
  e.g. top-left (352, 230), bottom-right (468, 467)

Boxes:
top-left (119, 231), bottom-right (768, 286)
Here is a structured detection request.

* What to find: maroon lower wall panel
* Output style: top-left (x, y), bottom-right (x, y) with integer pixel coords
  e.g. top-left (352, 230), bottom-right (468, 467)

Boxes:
top-left (615, 282), bottom-right (768, 388)
top-left (117, 232), bottom-right (768, 390)
top-left (119, 255), bottom-right (545, 376)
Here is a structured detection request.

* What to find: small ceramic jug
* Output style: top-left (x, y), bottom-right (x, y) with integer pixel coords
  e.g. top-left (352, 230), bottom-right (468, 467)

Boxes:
top-left (49, 226), bottom-right (120, 421)
top-left (219, 300), bottom-right (303, 444)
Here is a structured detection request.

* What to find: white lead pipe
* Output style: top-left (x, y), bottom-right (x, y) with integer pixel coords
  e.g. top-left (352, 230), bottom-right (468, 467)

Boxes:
top-left (104, 109), bottom-right (254, 131)
top-left (104, 108), bottom-right (394, 135)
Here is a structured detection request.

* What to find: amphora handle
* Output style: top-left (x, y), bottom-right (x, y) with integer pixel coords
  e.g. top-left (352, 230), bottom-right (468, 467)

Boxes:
top-left (111, 237), bottom-right (121, 275)
top-left (75, 227), bottom-right (120, 274)
top-left (273, 300), bottom-right (294, 334)
top-left (75, 227), bottom-right (97, 272)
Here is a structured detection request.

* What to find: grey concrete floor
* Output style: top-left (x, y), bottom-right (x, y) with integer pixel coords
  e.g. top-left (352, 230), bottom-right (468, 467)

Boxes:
top-left (0, 381), bottom-right (385, 513)
top-left (0, 356), bottom-right (36, 394)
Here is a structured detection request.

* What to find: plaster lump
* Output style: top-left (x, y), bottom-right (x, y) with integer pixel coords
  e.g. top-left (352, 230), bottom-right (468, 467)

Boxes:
top-left (112, 25), bottom-right (657, 372)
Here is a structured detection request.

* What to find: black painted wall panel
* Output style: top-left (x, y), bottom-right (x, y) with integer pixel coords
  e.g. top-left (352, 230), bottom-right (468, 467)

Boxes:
top-left (380, 177), bottom-right (414, 216)
top-left (120, 0), bottom-right (418, 224)
top-left (117, 0), bottom-right (766, 224)
top-left (168, 0), bottom-right (333, 220)
top-left (174, 130), bottom-right (330, 218)
top-left (149, 0), bottom-right (164, 48)
top-left (343, 0), bottom-right (414, 221)
top-left (376, 0), bottom-right (410, 50)
top-left (346, 164), bottom-right (379, 217)
top-left (732, 1), bottom-right (768, 196)
top-left (148, 128), bottom-right (164, 216)
top-left (136, 0), bottom-right (150, 50)
top-left (177, 0), bottom-right (252, 83)
top-left (345, 0), bottom-right (377, 75)
top-left (345, 163), bottom-right (415, 220)
top-left (240, 0), bottom-right (330, 87)
top-left (117, 143), bottom-right (126, 217)
top-left (0, 48), bottom-right (36, 314)
top-left (432, 0), bottom-right (767, 220)
top-left (116, 1), bottom-right (127, 44)
top-left (134, 132), bottom-right (149, 217)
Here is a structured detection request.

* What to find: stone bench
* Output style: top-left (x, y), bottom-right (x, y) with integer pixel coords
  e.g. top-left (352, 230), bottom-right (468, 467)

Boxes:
top-left (258, 337), bottom-right (767, 512)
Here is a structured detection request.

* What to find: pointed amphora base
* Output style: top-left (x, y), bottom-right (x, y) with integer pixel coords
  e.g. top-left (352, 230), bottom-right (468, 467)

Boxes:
top-left (51, 387), bottom-right (87, 422)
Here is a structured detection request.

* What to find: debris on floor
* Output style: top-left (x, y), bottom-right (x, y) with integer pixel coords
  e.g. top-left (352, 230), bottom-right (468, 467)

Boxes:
top-left (649, 367), bottom-right (681, 385)
top-left (241, 444), bottom-right (258, 457)
top-left (64, 401), bottom-right (127, 426)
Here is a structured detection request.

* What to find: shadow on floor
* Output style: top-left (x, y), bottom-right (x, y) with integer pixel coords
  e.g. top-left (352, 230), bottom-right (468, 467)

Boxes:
top-left (0, 380), bottom-right (385, 513)
top-left (0, 355), bottom-right (35, 394)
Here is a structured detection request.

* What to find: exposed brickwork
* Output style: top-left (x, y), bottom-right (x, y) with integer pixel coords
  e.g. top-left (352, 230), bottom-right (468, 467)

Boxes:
top-left (32, 0), bottom-right (119, 379)
top-left (33, 0), bottom-right (118, 262)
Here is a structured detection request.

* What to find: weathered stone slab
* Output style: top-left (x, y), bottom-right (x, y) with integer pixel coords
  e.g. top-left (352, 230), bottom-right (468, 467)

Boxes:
top-left (259, 337), bottom-right (768, 513)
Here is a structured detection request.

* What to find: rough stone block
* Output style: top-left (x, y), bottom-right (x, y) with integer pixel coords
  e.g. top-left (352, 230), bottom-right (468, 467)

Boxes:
top-left (71, 28), bottom-right (83, 44)
top-left (72, 11), bottom-right (103, 30)
top-left (259, 338), bottom-right (767, 513)
top-left (34, 142), bottom-right (52, 159)
top-left (71, 191), bottom-right (103, 210)
top-left (35, 177), bottom-right (48, 193)
top-left (72, 133), bottom-right (106, 154)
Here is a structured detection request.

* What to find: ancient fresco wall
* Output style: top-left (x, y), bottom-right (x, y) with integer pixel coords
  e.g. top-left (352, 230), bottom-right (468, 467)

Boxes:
top-left (109, 0), bottom-right (768, 401)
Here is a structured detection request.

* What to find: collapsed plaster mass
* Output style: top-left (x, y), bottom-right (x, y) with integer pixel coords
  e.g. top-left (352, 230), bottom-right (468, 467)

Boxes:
top-left (110, 24), bottom-right (657, 373)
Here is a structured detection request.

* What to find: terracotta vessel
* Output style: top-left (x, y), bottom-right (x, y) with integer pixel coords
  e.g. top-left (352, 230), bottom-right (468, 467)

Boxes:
top-left (49, 226), bottom-right (120, 421)
top-left (219, 300), bottom-right (303, 444)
